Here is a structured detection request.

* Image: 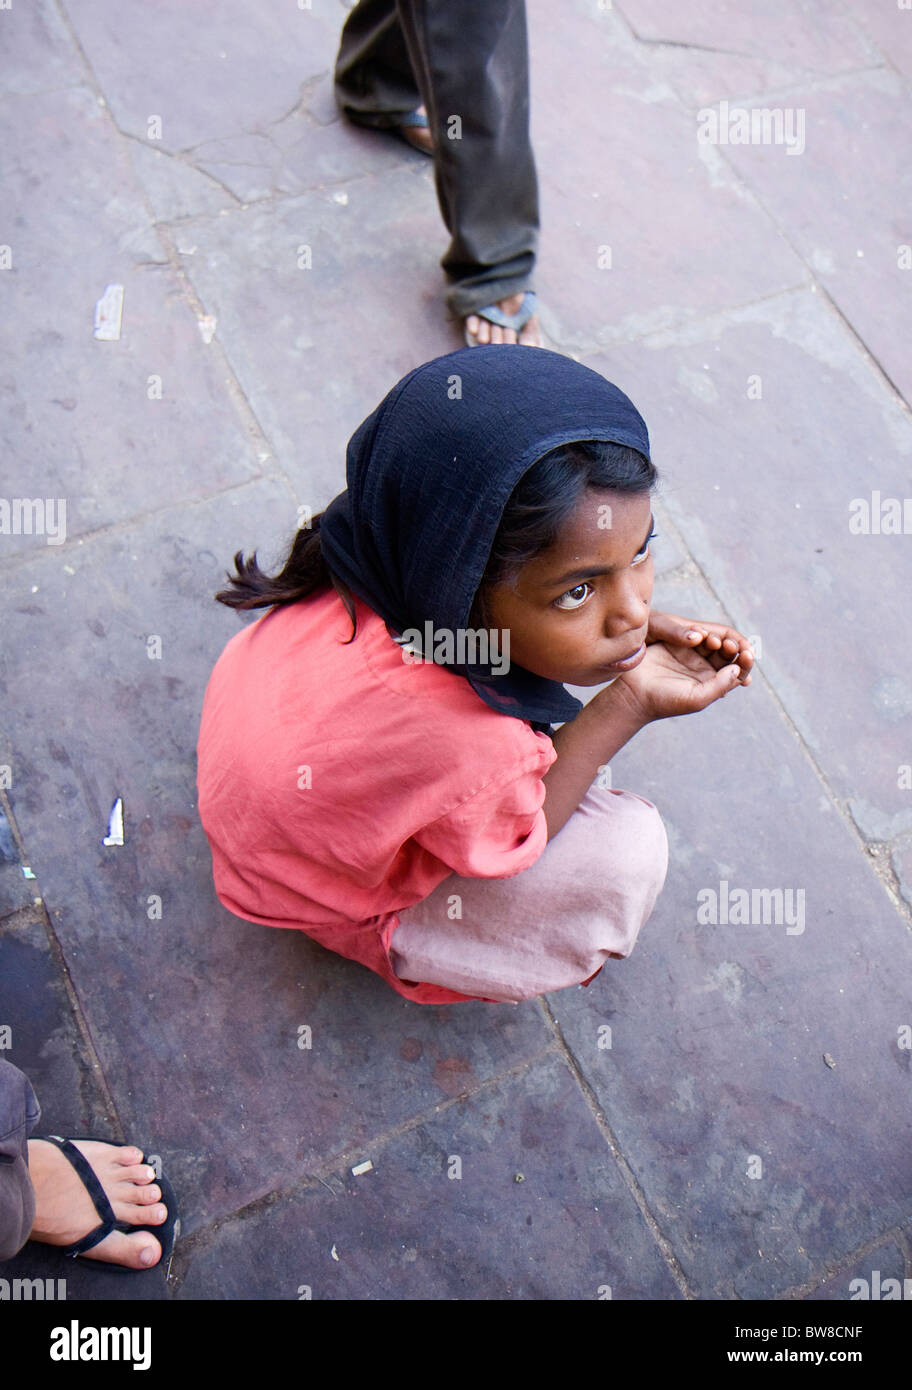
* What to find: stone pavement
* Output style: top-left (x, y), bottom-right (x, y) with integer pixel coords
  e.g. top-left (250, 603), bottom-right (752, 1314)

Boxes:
top-left (1, 0), bottom-right (911, 1302)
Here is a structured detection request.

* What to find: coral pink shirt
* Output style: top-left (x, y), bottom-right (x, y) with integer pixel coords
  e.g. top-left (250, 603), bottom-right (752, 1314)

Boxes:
top-left (196, 588), bottom-right (556, 1003)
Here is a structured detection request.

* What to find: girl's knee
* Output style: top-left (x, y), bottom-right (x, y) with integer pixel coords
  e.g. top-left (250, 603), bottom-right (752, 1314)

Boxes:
top-left (579, 785), bottom-right (668, 890)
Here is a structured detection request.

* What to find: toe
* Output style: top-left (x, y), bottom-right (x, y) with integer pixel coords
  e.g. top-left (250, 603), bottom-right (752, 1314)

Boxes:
top-left (118, 1162), bottom-right (158, 1185)
top-left (112, 1146), bottom-right (145, 1167)
top-left (519, 316), bottom-right (542, 347)
top-left (83, 1230), bottom-right (163, 1270)
top-left (114, 1197), bottom-right (168, 1226)
top-left (118, 1180), bottom-right (162, 1205)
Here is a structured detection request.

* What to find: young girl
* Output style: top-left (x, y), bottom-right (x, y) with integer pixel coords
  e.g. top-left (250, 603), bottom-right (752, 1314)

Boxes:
top-left (196, 346), bottom-right (752, 1005)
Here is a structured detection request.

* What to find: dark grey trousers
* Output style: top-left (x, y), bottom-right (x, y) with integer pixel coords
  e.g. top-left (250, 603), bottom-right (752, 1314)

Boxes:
top-left (0, 1059), bottom-right (39, 1260)
top-left (334, 0), bottom-right (539, 319)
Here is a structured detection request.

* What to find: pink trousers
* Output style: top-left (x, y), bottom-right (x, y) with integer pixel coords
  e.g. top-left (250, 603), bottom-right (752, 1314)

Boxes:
top-left (390, 787), bottom-right (668, 1004)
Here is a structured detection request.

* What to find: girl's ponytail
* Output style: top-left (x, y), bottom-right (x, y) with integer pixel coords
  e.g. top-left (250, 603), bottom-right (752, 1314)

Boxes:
top-left (215, 513), bottom-right (358, 637)
top-left (215, 512), bottom-right (328, 610)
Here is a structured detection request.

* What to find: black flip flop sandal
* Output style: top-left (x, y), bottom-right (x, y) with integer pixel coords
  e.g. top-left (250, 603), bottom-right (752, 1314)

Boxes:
top-left (35, 1134), bottom-right (179, 1271)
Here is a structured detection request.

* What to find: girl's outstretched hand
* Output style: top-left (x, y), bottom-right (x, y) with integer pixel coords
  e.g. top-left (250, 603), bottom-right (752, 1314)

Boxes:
top-left (613, 638), bottom-right (747, 724)
top-left (646, 610), bottom-right (754, 684)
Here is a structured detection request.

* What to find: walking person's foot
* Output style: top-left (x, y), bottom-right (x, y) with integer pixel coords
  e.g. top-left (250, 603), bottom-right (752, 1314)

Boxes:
top-left (400, 104), bottom-right (433, 155)
top-left (465, 292), bottom-right (542, 347)
top-left (28, 1138), bottom-right (167, 1269)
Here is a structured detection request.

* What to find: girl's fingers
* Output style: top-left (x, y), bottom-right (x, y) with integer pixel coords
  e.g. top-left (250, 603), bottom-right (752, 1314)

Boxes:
top-left (658, 617), bottom-right (755, 665)
top-left (688, 661), bottom-right (741, 710)
top-left (716, 663), bottom-right (743, 698)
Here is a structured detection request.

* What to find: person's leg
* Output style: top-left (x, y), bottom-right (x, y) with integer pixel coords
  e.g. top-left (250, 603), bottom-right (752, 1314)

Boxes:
top-left (334, 0), bottom-right (423, 126)
top-left (0, 1059), bottom-right (40, 1260)
top-left (390, 787), bottom-right (669, 1003)
top-left (395, 0), bottom-right (540, 323)
top-left (0, 1059), bottom-right (172, 1269)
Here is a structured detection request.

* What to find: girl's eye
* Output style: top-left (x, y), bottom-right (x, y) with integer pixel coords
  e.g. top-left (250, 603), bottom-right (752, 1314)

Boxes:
top-left (631, 531), bottom-right (658, 566)
top-left (554, 582), bottom-right (593, 611)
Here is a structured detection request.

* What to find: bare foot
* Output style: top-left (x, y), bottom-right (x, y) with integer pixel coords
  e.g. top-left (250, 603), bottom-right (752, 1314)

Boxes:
top-left (28, 1139), bottom-right (167, 1269)
top-left (465, 293), bottom-right (542, 347)
top-left (402, 104), bottom-right (433, 155)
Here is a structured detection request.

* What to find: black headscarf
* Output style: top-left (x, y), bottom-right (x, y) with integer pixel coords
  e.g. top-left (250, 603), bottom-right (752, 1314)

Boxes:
top-left (319, 345), bottom-right (651, 728)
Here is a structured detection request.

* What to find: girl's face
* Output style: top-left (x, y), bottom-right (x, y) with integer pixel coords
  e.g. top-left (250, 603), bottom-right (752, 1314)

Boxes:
top-left (483, 488), bottom-right (654, 686)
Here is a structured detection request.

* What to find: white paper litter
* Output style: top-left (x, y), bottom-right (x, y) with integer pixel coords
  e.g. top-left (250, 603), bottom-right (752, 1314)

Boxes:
top-left (103, 797), bottom-right (124, 846)
top-left (197, 315), bottom-right (217, 344)
top-left (94, 284), bottom-right (124, 340)
top-left (351, 1160), bottom-right (373, 1177)
top-left (21, 866), bottom-right (36, 880)
top-left (330, 1244), bottom-right (339, 1262)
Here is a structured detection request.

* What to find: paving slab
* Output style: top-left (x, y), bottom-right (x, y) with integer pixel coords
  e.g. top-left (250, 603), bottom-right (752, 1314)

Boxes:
top-left (62, 0), bottom-right (340, 151)
top-left (806, 1239), bottom-right (909, 1301)
top-left (611, 0), bottom-right (880, 108)
top-left (0, 0), bottom-right (85, 98)
top-left (0, 805), bottom-right (38, 919)
top-left (0, 911), bottom-right (107, 1135)
top-left (893, 837), bottom-right (912, 912)
top-left (174, 1051), bottom-right (682, 1299)
top-left (529, 2), bottom-right (806, 352)
top-left (548, 571), bottom-right (912, 1300)
top-left (716, 67), bottom-right (912, 406)
top-left (582, 287), bottom-right (912, 835)
top-left (848, 1), bottom-right (912, 86)
top-left (123, 141), bottom-right (238, 225)
top-left (2, 85), bottom-right (264, 553)
top-left (170, 169), bottom-right (450, 495)
top-left (187, 105), bottom-right (417, 206)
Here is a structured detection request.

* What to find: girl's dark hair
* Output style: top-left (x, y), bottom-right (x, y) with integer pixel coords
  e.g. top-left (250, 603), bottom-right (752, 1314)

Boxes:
top-left (469, 439), bottom-right (656, 628)
top-left (214, 511), bottom-right (357, 636)
top-left (215, 439), bottom-right (656, 637)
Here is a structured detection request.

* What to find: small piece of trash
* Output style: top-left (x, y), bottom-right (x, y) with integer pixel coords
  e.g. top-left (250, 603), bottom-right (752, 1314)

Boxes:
top-left (197, 315), bottom-right (217, 344)
top-left (21, 866), bottom-right (36, 880)
top-left (513, 1173), bottom-right (524, 1183)
top-left (103, 797), bottom-right (124, 846)
top-left (332, 191), bottom-right (349, 205)
top-left (177, 245), bottom-right (197, 256)
top-left (94, 284), bottom-right (124, 341)
top-left (351, 1160), bottom-right (372, 1177)
top-left (823, 1052), bottom-right (836, 1069)
top-left (330, 1243), bottom-right (339, 1261)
